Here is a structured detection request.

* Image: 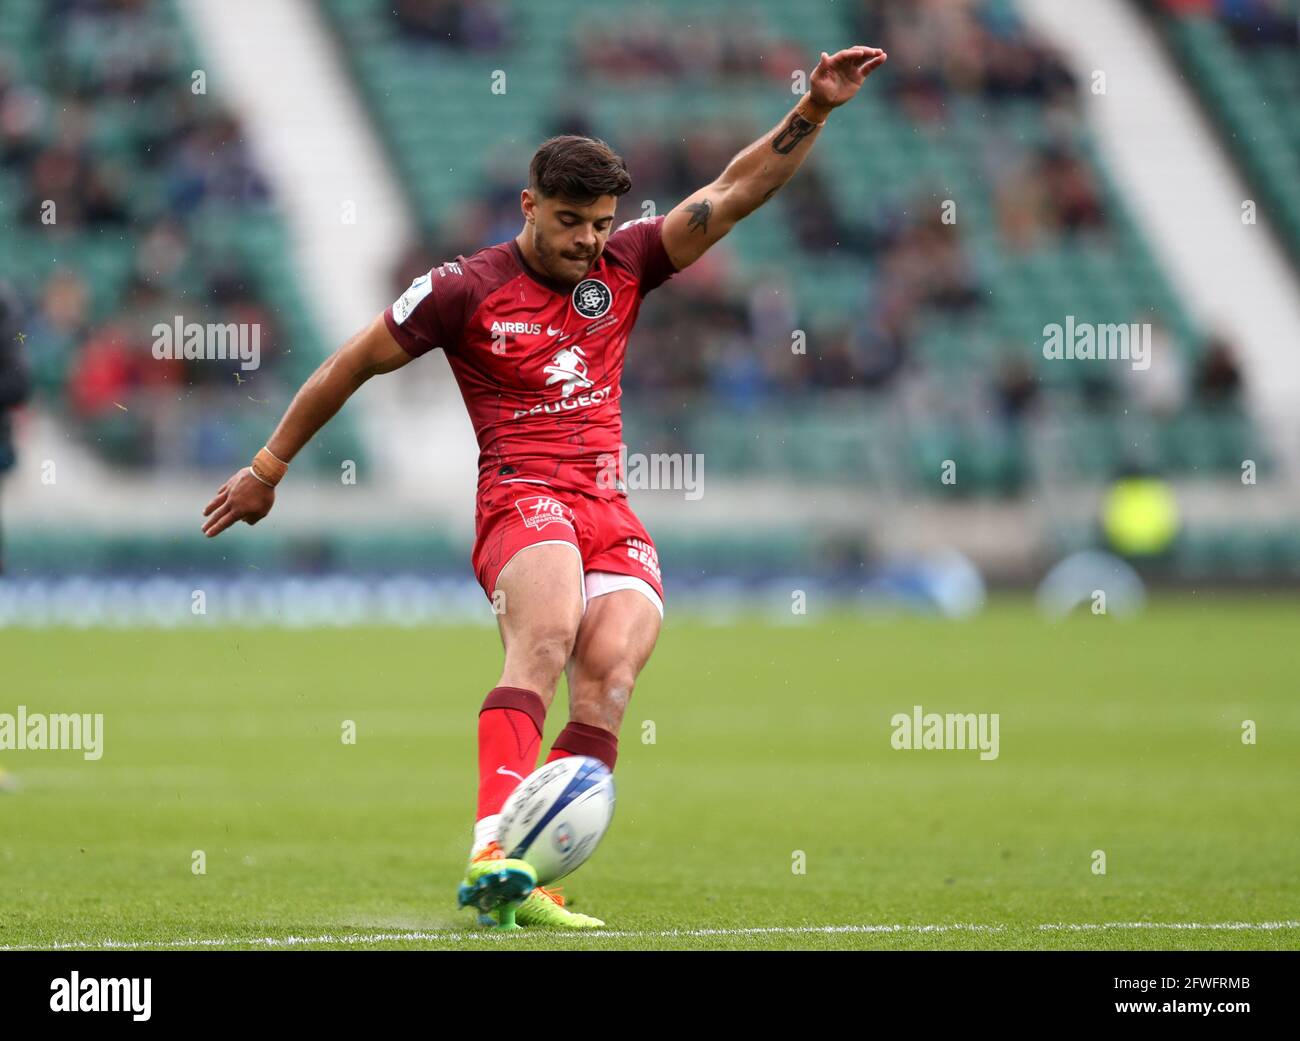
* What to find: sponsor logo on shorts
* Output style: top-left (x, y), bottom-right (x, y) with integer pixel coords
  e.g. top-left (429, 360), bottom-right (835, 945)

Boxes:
top-left (515, 496), bottom-right (575, 531)
top-left (626, 538), bottom-right (661, 582)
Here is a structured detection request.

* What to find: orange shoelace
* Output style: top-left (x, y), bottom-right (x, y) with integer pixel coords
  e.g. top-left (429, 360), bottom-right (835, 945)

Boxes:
top-left (533, 884), bottom-right (566, 907)
top-left (472, 841), bottom-right (505, 863)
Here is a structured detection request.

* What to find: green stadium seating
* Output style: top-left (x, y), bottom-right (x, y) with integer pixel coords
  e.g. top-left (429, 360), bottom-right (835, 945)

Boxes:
top-left (1158, 12), bottom-right (1300, 267)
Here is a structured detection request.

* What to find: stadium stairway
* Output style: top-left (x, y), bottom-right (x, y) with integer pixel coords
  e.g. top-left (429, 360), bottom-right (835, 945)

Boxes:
top-left (178, 0), bottom-right (408, 340)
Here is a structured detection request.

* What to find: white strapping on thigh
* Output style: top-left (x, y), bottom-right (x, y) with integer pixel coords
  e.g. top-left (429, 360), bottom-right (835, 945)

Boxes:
top-left (583, 570), bottom-right (665, 618)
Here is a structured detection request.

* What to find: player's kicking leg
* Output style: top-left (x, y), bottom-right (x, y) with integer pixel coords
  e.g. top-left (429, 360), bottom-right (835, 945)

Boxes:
top-left (458, 541), bottom-right (585, 928)
top-left (509, 584), bottom-right (662, 929)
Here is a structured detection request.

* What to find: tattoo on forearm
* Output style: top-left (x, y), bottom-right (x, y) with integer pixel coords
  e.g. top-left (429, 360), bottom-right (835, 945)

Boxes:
top-left (686, 199), bottom-right (712, 234)
top-left (771, 112), bottom-right (818, 155)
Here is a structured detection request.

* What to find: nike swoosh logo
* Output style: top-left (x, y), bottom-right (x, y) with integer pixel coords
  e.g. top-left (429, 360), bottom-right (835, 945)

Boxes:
top-left (496, 766), bottom-right (525, 782)
top-left (547, 326), bottom-right (563, 336)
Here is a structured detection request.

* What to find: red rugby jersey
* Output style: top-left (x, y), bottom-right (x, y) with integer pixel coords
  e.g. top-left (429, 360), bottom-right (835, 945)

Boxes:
top-left (383, 214), bottom-right (678, 500)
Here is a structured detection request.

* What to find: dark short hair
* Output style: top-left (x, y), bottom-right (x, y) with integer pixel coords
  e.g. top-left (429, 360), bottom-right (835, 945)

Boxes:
top-left (529, 135), bottom-right (631, 204)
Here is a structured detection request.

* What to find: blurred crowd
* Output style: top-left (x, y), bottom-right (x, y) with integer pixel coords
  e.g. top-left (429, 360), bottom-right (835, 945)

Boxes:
top-left (391, 0), bottom-right (1245, 472)
top-left (387, 0), bottom-right (809, 81)
top-left (0, 0), bottom-right (282, 467)
top-left (574, 14), bottom-right (805, 83)
top-left (381, 0), bottom-right (1253, 495)
top-left (1, 0), bottom-right (1257, 488)
top-left (854, 0), bottom-right (1079, 118)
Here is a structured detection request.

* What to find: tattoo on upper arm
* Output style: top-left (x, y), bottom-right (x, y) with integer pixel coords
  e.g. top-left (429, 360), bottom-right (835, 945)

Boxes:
top-left (772, 112), bottom-right (817, 155)
top-left (686, 199), bottom-right (712, 234)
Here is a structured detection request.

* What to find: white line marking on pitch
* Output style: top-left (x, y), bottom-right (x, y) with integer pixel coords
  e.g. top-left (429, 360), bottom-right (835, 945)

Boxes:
top-left (3, 921), bottom-right (1298, 951)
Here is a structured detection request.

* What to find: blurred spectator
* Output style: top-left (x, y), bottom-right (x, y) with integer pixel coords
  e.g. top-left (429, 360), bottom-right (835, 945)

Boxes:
top-left (0, 53), bottom-right (47, 170)
top-left (548, 105), bottom-right (597, 140)
top-left (998, 142), bottom-right (1107, 249)
top-left (1193, 334), bottom-right (1245, 407)
top-left (806, 326), bottom-right (865, 391)
top-left (994, 351), bottom-right (1040, 426)
top-left (23, 129), bottom-right (130, 230)
top-left (1038, 144), bottom-right (1106, 233)
top-left (25, 271), bottom-right (90, 397)
top-left (166, 110), bottom-right (270, 213)
top-left (709, 335), bottom-right (773, 410)
top-left (783, 164), bottom-right (876, 257)
top-left (745, 274), bottom-right (799, 352)
top-left (1121, 320), bottom-right (1187, 417)
top-left (851, 301), bottom-right (912, 391)
top-left (899, 209), bottom-right (983, 312)
top-left (0, 281), bottom-right (32, 573)
top-left (69, 321), bottom-right (140, 418)
top-left (393, 0), bottom-right (509, 51)
top-left (996, 154), bottom-right (1054, 252)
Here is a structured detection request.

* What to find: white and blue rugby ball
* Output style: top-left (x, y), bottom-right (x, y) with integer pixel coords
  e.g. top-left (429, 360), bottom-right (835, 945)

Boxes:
top-left (498, 756), bottom-right (615, 885)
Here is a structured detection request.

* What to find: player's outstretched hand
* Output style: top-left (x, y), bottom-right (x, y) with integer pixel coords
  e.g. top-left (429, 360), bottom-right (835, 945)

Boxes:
top-left (809, 45), bottom-right (888, 109)
top-left (201, 467), bottom-right (275, 538)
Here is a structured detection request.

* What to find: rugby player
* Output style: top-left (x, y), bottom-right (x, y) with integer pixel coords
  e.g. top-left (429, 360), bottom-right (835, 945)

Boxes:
top-left (202, 45), bottom-right (887, 928)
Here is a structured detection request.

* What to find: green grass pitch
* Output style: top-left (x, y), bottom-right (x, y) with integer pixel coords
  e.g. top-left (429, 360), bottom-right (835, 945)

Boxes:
top-left (1, 597), bottom-right (1297, 950)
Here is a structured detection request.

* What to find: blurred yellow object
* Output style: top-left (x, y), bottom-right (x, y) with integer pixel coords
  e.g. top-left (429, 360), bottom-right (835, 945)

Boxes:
top-left (1103, 477), bottom-right (1180, 556)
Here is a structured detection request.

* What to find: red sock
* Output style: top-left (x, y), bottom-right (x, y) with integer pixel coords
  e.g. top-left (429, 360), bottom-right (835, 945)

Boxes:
top-left (545, 721), bottom-right (619, 772)
top-left (477, 687), bottom-right (546, 820)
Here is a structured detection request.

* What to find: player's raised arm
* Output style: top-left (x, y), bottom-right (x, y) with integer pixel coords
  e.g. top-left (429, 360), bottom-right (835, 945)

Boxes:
top-left (660, 45), bottom-right (887, 272)
top-left (200, 313), bottom-right (411, 538)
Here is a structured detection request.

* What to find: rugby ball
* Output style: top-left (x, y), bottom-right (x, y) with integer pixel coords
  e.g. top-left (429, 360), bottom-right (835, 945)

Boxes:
top-left (498, 756), bottom-right (615, 884)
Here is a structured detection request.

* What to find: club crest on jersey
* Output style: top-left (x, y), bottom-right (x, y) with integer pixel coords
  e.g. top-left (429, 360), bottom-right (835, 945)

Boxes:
top-left (572, 278), bottom-right (612, 320)
top-left (544, 345), bottom-right (593, 398)
top-left (515, 496), bottom-right (574, 531)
